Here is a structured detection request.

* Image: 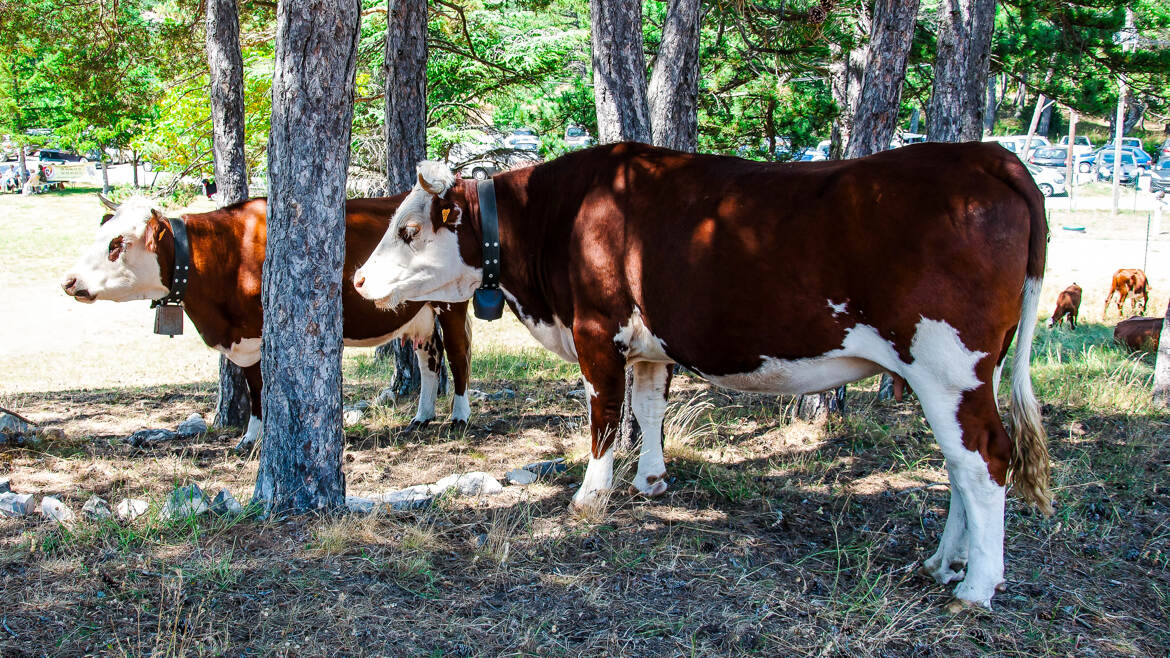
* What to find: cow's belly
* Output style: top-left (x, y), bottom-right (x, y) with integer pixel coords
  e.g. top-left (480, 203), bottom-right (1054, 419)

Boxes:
top-left (343, 304), bottom-right (434, 348)
top-left (700, 355), bottom-right (882, 395)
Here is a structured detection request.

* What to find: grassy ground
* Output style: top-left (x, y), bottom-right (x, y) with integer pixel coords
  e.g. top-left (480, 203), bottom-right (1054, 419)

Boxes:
top-left (0, 187), bottom-right (1168, 656)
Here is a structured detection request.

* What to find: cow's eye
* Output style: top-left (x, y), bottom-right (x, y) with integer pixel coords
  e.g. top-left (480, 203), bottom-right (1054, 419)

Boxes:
top-left (399, 222), bottom-right (421, 244)
top-left (108, 236), bottom-right (125, 262)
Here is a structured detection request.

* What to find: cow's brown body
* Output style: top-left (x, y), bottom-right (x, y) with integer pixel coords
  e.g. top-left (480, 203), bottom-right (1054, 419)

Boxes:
top-left (1104, 268), bottom-right (1150, 317)
top-left (100, 196), bottom-right (471, 435)
top-left (354, 141), bottom-right (1052, 608)
top-left (1050, 284), bottom-right (1082, 330)
top-left (1114, 316), bottom-right (1163, 352)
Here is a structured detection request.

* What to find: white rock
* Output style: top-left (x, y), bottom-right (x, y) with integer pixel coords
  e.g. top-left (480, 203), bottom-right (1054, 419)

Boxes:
top-left (128, 428), bottom-right (179, 447)
top-left (434, 472), bottom-right (504, 496)
top-left (41, 496), bottom-right (75, 523)
top-left (0, 412), bottom-right (32, 436)
top-left (115, 499), bottom-right (149, 521)
top-left (161, 484), bottom-right (210, 521)
top-left (82, 496), bottom-right (112, 520)
top-left (343, 408), bottom-right (365, 426)
top-left (177, 414), bottom-right (208, 437)
top-left (345, 496), bottom-right (377, 514)
top-left (505, 468), bottom-right (538, 486)
top-left (379, 485), bottom-right (436, 510)
top-left (211, 489), bottom-right (244, 516)
top-left (0, 492), bottom-right (35, 517)
top-left (0, 477), bottom-right (9, 494)
top-left (375, 388), bottom-right (396, 406)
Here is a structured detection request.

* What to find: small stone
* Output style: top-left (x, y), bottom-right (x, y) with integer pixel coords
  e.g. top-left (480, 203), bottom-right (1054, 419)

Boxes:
top-left (345, 496), bottom-right (377, 514)
top-left (210, 490), bottom-right (244, 516)
top-left (354, 400), bottom-right (372, 411)
top-left (0, 412), bottom-right (33, 436)
top-left (467, 389), bottom-right (487, 401)
top-left (505, 468), bottom-right (538, 486)
top-left (127, 428), bottom-right (179, 447)
top-left (0, 492), bottom-right (35, 517)
top-left (0, 477), bottom-right (9, 494)
top-left (379, 485), bottom-right (436, 510)
top-left (115, 499), bottom-right (149, 521)
top-left (523, 458), bottom-right (567, 477)
top-left (82, 496), bottom-right (112, 520)
top-left (177, 414), bottom-right (208, 437)
top-left (37, 427), bottom-right (65, 441)
top-left (41, 496), bottom-right (75, 523)
top-left (161, 484), bottom-right (210, 521)
top-left (566, 389), bottom-right (587, 399)
top-left (434, 472), bottom-right (504, 496)
top-left (486, 388), bottom-right (516, 401)
top-left (343, 408), bottom-right (365, 426)
top-left (375, 388), bottom-right (396, 406)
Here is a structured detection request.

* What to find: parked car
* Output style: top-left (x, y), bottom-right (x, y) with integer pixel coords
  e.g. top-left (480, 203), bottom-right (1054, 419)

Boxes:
top-left (983, 134), bottom-right (1050, 160)
top-left (795, 146), bottom-right (827, 161)
top-left (36, 149), bottom-right (91, 164)
top-left (1027, 164), bottom-right (1066, 197)
top-left (453, 149), bottom-right (542, 180)
top-left (1150, 159), bottom-right (1170, 193)
top-left (1101, 142), bottom-right (1152, 168)
top-left (1083, 145), bottom-right (1151, 173)
top-left (1094, 150), bottom-right (1139, 184)
top-left (1058, 135), bottom-right (1094, 156)
top-left (1029, 146), bottom-right (1075, 168)
top-left (564, 125), bottom-right (594, 150)
top-left (503, 127), bottom-right (540, 151)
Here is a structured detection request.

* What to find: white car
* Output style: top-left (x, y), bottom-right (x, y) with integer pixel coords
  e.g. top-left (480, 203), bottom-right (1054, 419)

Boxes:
top-left (983, 134), bottom-right (1050, 160)
top-left (1058, 135), bottom-right (1093, 156)
top-left (564, 125), bottom-right (594, 149)
top-left (1026, 164), bottom-right (1066, 197)
top-left (503, 127), bottom-right (540, 151)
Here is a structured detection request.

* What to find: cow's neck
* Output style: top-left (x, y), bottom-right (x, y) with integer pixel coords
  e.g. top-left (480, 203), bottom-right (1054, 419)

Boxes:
top-left (467, 171), bottom-right (576, 329)
top-left (163, 213), bottom-right (249, 349)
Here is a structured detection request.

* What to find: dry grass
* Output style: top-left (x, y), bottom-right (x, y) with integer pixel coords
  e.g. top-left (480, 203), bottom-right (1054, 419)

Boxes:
top-left (1, 185), bottom-right (1168, 655)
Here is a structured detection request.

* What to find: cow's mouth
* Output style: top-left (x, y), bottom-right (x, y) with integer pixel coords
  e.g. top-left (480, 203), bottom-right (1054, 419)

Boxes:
top-left (71, 290), bottom-right (96, 303)
top-left (62, 277), bottom-right (96, 302)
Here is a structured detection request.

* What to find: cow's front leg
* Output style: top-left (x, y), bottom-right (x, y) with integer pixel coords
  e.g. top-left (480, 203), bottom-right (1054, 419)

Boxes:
top-left (407, 333), bottom-right (442, 431)
top-left (629, 361), bottom-right (671, 497)
top-left (436, 302), bottom-right (472, 428)
top-left (234, 365), bottom-right (264, 453)
top-left (571, 325), bottom-right (627, 509)
top-left (921, 467), bottom-right (970, 584)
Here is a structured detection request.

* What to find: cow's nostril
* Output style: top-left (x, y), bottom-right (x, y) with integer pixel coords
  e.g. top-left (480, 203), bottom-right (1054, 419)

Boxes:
top-left (62, 277), bottom-right (77, 292)
top-left (354, 274), bottom-right (366, 289)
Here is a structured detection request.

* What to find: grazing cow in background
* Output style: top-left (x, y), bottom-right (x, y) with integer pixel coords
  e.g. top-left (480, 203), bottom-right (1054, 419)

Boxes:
top-left (1048, 284), bottom-right (1082, 330)
top-left (1114, 317), bottom-right (1163, 352)
top-left (61, 195), bottom-right (473, 451)
top-left (1104, 268), bottom-right (1150, 317)
top-left (353, 141), bottom-right (1052, 610)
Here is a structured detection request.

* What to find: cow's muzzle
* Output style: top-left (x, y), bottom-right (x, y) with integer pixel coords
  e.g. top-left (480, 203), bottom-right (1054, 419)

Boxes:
top-left (62, 276), bottom-right (95, 302)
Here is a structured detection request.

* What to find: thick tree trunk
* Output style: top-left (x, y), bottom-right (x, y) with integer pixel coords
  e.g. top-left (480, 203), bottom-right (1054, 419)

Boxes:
top-left (648, 0), bottom-right (701, 152)
top-left (100, 156), bottom-right (111, 193)
top-left (845, 0), bottom-right (920, 159)
top-left (927, 0), bottom-right (996, 142)
top-left (206, 0), bottom-right (252, 430)
top-left (254, 0), bottom-right (359, 514)
top-left (591, 0), bottom-right (652, 143)
top-left (984, 74), bottom-right (997, 134)
top-left (380, 0), bottom-right (430, 395)
top-left (131, 150), bottom-right (140, 188)
top-left (828, 13), bottom-right (868, 159)
top-left (1154, 299), bottom-right (1170, 406)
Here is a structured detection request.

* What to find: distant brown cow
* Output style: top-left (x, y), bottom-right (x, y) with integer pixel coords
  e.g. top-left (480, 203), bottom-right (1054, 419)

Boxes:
top-left (1114, 317), bottom-right (1163, 352)
top-left (1048, 284), bottom-right (1082, 330)
top-left (1104, 269), bottom-right (1150, 317)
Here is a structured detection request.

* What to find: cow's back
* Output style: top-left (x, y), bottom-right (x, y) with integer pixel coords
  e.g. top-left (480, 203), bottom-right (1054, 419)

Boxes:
top-left (1115, 317), bottom-right (1163, 351)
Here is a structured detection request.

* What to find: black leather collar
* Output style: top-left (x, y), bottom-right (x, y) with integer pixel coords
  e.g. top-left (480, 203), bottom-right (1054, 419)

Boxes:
top-left (473, 179), bottom-right (505, 320)
top-left (151, 216), bottom-right (191, 308)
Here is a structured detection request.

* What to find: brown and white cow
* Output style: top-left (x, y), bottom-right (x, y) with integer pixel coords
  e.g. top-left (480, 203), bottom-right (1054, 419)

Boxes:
top-left (1104, 268), bottom-right (1150, 317)
top-left (61, 195), bottom-right (473, 450)
top-left (1114, 316), bottom-right (1163, 352)
top-left (353, 141), bottom-right (1051, 609)
top-left (1048, 284), bottom-right (1082, 330)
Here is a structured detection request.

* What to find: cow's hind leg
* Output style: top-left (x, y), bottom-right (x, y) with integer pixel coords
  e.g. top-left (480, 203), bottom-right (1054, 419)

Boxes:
top-left (234, 365), bottom-right (264, 453)
top-left (407, 333), bottom-right (443, 431)
top-left (628, 361), bottom-right (671, 497)
top-left (571, 325), bottom-right (627, 509)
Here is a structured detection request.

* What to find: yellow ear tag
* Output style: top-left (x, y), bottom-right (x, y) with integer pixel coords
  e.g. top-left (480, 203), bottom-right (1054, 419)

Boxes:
top-left (442, 208), bottom-right (452, 223)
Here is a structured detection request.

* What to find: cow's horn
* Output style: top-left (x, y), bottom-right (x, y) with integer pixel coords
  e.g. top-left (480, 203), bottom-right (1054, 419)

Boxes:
top-left (98, 193), bottom-right (119, 211)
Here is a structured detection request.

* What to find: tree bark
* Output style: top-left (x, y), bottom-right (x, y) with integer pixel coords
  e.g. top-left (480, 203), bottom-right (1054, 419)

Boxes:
top-left (984, 74), bottom-right (997, 134)
top-left (648, 0), bottom-right (701, 152)
top-left (828, 14), bottom-right (868, 159)
top-left (1154, 299), bottom-right (1170, 406)
top-left (926, 0), bottom-right (996, 142)
top-left (591, 0), bottom-right (652, 143)
top-left (206, 0), bottom-right (252, 430)
top-left (254, 0), bottom-right (359, 514)
top-left (380, 0), bottom-right (430, 395)
top-left (844, 0), bottom-right (920, 159)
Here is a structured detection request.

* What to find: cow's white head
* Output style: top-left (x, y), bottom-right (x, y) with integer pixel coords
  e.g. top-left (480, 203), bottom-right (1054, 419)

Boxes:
top-left (354, 162), bottom-right (481, 308)
top-left (61, 195), bottom-right (171, 303)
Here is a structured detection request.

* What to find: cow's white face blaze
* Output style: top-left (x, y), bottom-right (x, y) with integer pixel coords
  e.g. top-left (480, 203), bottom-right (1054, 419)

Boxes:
top-left (354, 162), bottom-right (481, 308)
top-left (62, 196), bottom-right (169, 303)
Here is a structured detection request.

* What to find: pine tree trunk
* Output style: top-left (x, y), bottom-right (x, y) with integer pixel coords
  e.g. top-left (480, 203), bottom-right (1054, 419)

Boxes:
top-left (379, 0), bottom-right (430, 394)
top-left (844, 0), bottom-right (920, 159)
top-left (206, 0), bottom-right (252, 430)
top-left (254, 0), bottom-right (359, 515)
top-left (927, 0), bottom-right (996, 142)
top-left (591, 0), bottom-right (652, 143)
top-left (984, 74), bottom-right (997, 134)
top-left (1153, 299), bottom-right (1170, 406)
top-left (828, 16), bottom-right (868, 159)
top-left (648, 0), bottom-right (701, 152)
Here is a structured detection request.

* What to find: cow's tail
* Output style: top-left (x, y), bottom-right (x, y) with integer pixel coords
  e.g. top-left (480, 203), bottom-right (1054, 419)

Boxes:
top-left (999, 155), bottom-right (1054, 515)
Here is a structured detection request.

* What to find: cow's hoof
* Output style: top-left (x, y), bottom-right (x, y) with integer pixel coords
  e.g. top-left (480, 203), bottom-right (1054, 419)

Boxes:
top-left (944, 596), bottom-right (992, 615)
top-left (404, 419), bottom-right (432, 434)
top-left (448, 419), bottom-right (468, 431)
top-left (234, 437), bottom-right (257, 454)
top-left (629, 473), bottom-right (669, 498)
top-left (920, 559), bottom-right (965, 585)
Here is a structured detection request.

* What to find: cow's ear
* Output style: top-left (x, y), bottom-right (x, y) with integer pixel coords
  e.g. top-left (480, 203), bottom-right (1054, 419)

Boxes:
top-left (143, 210), bottom-right (167, 253)
top-left (416, 161), bottom-right (456, 197)
top-left (100, 213), bottom-right (114, 226)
